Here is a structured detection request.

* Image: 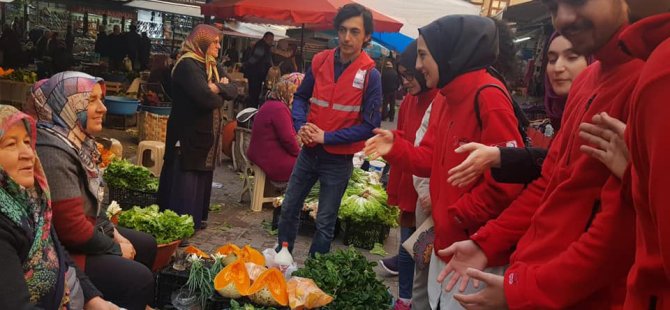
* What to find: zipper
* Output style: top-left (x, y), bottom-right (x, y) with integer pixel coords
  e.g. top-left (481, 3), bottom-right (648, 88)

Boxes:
top-left (566, 94), bottom-right (597, 165)
top-left (649, 295), bottom-right (657, 310)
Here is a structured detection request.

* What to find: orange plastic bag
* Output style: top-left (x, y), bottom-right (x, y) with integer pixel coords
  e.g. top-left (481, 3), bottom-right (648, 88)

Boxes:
top-left (287, 277), bottom-right (333, 309)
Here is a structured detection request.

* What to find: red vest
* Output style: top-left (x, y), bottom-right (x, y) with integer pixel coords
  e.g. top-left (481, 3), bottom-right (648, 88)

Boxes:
top-left (307, 49), bottom-right (375, 154)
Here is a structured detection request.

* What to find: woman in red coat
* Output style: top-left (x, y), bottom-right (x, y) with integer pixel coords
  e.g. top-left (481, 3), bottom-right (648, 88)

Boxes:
top-left (247, 73), bottom-right (304, 183)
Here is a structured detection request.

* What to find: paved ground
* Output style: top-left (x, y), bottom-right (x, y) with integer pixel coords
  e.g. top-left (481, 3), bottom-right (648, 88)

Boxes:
top-left (102, 117), bottom-right (402, 298)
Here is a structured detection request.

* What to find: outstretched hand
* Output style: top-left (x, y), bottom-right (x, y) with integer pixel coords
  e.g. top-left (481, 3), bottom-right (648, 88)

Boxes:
top-left (579, 112), bottom-right (628, 179)
top-left (437, 240), bottom-right (488, 292)
top-left (448, 143), bottom-right (501, 187)
top-left (363, 128), bottom-right (394, 160)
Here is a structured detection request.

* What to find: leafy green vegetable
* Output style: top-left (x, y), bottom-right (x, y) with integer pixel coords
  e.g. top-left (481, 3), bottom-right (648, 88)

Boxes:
top-left (339, 193), bottom-right (399, 227)
top-left (118, 205), bottom-right (194, 244)
top-left (370, 243), bottom-right (388, 256)
top-left (293, 247), bottom-right (392, 310)
top-left (186, 257), bottom-right (213, 307)
top-left (104, 159), bottom-right (159, 193)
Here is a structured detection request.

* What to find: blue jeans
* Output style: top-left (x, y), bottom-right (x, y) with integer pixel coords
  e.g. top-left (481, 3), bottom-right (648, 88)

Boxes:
top-left (399, 226), bottom-right (416, 299)
top-left (277, 146), bottom-right (353, 256)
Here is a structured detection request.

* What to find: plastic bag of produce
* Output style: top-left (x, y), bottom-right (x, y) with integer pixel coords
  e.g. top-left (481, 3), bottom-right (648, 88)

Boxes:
top-left (287, 277), bottom-right (333, 309)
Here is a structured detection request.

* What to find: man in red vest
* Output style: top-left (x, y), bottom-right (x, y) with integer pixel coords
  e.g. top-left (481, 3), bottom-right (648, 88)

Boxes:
top-left (275, 3), bottom-right (382, 256)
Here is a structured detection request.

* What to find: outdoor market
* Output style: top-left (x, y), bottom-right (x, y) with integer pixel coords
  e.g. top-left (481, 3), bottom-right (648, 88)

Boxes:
top-left (0, 0), bottom-right (668, 309)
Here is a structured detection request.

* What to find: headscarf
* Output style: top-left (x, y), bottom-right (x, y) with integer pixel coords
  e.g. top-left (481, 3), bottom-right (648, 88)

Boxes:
top-left (398, 40), bottom-right (429, 94)
top-left (25, 71), bottom-right (106, 203)
top-left (0, 105), bottom-right (62, 305)
top-left (418, 15), bottom-right (499, 89)
top-left (172, 24), bottom-right (222, 82)
top-left (268, 73), bottom-right (304, 106)
top-left (542, 32), bottom-right (594, 131)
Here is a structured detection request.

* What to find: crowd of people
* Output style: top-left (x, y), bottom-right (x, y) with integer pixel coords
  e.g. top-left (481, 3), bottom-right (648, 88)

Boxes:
top-left (2, 0), bottom-right (670, 309)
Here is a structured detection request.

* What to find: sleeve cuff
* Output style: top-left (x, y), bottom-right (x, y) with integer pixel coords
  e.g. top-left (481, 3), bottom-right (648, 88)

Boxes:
top-left (471, 229), bottom-right (510, 267)
top-left (383, 131), bottom-right (406, 162)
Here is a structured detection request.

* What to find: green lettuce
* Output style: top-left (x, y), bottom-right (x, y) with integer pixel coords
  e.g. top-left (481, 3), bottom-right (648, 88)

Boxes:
top-left (104, 159), bottom-right (159, 193)
top-left (118, 205), bottom-right (194, 244)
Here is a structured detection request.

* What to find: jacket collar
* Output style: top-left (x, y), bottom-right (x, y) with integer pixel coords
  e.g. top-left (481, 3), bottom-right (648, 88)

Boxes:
top-left (619, 13), bottom-right (670, 61)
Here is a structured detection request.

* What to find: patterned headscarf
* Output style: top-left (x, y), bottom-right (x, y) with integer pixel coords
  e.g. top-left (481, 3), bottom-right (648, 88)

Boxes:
top-left (268, 73), bottom-right (304, 106)
top-left (24, 71), bottom-right (106, 203)
top-left (0, 105), bottom-right (61, 305)
top-left (172, 24), bottom-right (222, 82)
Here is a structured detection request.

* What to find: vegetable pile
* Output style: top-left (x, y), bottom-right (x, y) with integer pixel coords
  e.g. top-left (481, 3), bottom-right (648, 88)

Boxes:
top-left (117, 205), bottom-right (194, 244)
top-left (104, 159), bottom-right (159, 192)
top-left (293, 247), bottom-right (392, 309)
top-left (277, 168), bottom-right (399, 227)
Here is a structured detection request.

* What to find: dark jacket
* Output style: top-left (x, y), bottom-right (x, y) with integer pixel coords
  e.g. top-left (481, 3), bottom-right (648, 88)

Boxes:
top-left (491, 147), bottom-right (547, 184)
top-left (0, 215), bottom-right (102, 309)
top-left (165, 58), bottom-right (238, 171)
top-left (243, 40), bottom-right (272, 78)
top-left (381, 66), bottom-right (400, 94)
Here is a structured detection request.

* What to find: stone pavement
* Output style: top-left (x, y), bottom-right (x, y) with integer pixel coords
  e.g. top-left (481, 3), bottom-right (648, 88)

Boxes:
top-left (101, 117), bottom-right (402, 298)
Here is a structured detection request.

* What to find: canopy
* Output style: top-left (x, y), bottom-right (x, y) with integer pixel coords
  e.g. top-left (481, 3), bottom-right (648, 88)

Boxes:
top-left (201, 0), bottom-right (403, 32)
top-left (371, 32), bottom-right (412, 52)
top-left (355, 0), bottom-right (479, 38)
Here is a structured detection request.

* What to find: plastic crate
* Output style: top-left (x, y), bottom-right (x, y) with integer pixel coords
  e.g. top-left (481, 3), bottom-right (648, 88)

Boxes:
top-left (341, 219), bottom-right (390, 250)
top-left (108, 186), bottom-right (159, 209)
top-left (155, 267), bottom-right (189, 308)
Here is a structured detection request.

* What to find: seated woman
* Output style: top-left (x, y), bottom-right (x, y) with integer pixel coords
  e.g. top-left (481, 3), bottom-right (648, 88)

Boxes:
top-left (0, 105), bottom-right (117, 309)
top-left (247, 73), bottom-right (304, 185)
top-left (27, 72), bottom-right (156, 310)
top-left (447, 33), bottom-right (591, 187)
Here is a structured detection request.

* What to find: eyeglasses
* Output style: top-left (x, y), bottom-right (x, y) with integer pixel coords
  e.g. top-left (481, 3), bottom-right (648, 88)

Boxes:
top-left (400, 72), bottom-right (415, 82)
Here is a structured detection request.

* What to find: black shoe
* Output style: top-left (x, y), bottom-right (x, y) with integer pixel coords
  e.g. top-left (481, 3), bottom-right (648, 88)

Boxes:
top-left (379, 255), bottom-right (399, 276)
top-left (200, 221), bottom-right (208, 230)
top-left (179, 239), bottom-right (190, 247)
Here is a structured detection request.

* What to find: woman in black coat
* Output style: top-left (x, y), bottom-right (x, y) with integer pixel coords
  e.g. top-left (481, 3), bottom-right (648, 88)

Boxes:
top-left (158, 24), bottom-right (238, 231)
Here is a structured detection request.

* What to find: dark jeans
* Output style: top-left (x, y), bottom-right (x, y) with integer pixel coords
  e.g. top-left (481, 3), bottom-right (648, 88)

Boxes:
top-left (246, 74), bottom-right (264, 108)
top-left (277, 146), bottom-right (353, 256)
top-left (85, 227), bottom-right (157, 310)
top-left (382, 92), bottom-right (396, 121)
top-left (399, 226), bottom-right (416, 299)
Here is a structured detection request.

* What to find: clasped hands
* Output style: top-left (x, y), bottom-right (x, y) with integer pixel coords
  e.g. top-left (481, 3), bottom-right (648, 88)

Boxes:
top-left (297, 123), bottom-right (325, 145)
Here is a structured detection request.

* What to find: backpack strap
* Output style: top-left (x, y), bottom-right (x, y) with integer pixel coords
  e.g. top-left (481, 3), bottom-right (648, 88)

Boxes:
top-left (474, 83), bottom-right (531, 146)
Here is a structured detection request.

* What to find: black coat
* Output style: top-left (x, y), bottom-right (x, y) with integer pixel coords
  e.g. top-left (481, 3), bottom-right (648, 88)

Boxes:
top-left (165, 58), bottom-right (238, 171)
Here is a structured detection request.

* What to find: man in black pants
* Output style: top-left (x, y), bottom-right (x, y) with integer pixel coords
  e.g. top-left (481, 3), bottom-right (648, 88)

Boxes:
top-left (243, 32), bottom-right (274, 108)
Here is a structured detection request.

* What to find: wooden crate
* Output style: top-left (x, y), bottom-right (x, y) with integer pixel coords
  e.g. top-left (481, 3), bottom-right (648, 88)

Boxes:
top-left (0, 80), bottom-right (32, 110)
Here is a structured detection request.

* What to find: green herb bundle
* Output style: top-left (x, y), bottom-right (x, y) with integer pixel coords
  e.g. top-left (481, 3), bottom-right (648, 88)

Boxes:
top-left (117, 205), bottom-right (194, 244)
top-left (186, 257), bottom-right (213, 308)
top-left (104, 159), bottom-right (159, 193)
top-left (293, 247), bottom-right (392, 310)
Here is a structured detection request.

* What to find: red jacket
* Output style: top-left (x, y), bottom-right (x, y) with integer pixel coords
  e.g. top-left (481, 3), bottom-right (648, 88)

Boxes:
top-left (620, 14), bottom-right (670, 309)
top-left (247, 99), bottom-right (300, 182)
top-left (386, 89), bottom-right (437, 212)
top-left (307, 49), bottom-right (375, 154)
top-left (385, 69), bottom-right (524, 260)
top-left (470, 28), bottom-right (643, 309)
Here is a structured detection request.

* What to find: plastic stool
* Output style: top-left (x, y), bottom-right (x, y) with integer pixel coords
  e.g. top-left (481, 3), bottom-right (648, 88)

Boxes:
top-left (249, 163), bottom-right (275, 212)
top-left (136, 141), bottom-right (165, 177)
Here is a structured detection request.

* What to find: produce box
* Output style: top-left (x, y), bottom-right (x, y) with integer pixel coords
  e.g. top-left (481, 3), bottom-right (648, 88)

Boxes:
top-left (341, 219), bottom-right (390, 250)
top-left (108, 186), bottom-right (158, 209)
top-left (155, 267), bottom-right (189, 308)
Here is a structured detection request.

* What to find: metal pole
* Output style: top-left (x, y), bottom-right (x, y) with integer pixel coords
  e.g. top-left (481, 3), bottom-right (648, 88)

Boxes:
top-left (300, 23), bottom-right (305, 72)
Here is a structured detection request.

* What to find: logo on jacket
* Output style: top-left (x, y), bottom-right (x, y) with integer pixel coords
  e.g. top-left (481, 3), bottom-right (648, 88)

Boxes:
top-left (353, 69), bottom-right (367, 89)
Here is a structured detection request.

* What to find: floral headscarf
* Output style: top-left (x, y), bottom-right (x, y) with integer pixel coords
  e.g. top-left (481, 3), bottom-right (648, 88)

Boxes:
top-left (24, 71), bottom-right (106, 203)
top-left (0, 105), bottom-right (61, 305)
top-left (172, 24), bottom-right (222, 82)
top-left (268, 73), bottom-right (304, 106)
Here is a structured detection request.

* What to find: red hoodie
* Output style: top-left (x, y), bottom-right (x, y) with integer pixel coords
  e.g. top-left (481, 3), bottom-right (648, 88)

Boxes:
top-left (470, 28), bottom-right (643, 309)
top-left (619, 14), bottom-right (670, 309)
top-left (386, 89), bottom-right (437, 213)
top-left (384, 69), bottom-right (524, 261)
